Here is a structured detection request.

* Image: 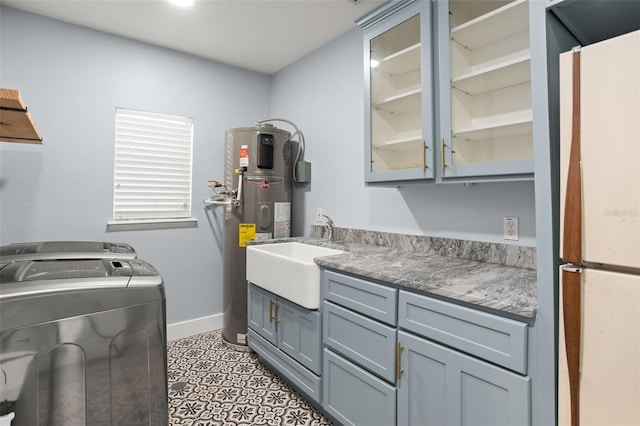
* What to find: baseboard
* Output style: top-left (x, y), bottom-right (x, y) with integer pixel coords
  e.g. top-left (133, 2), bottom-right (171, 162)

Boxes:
top-left (167, 313), bottom-right (222, 341)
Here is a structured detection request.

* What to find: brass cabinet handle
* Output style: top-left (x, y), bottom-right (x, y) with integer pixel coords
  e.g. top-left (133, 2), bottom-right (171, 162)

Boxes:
top-left (396, 341), bottom-right (404, 380)
top-left (269, 299), bottom-right (274, 324)
top-left (423, 140), bottom-right (427, 172)
top-left (274, 302), bottom-right (280, 325)
top-left (441, 138), bottom-right (446, 173)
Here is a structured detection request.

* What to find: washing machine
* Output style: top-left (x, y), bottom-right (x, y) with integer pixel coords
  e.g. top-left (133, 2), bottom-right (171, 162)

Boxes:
top-left (0, 258), bottom-right (167, 426)
top-left (0, 241), bottom-right (136, 262)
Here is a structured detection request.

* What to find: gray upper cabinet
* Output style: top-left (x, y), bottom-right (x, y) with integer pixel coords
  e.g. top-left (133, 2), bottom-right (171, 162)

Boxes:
top-left (437, 0), bottom-right (535, 180)
top-left (359, 0), bottom-right (435, 183)
top-left (359, 0), bottom-right (537, 183)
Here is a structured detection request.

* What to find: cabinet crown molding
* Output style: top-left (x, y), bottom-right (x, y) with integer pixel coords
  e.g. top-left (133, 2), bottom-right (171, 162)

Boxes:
top-left (356, 0), bottom-right (418, 30)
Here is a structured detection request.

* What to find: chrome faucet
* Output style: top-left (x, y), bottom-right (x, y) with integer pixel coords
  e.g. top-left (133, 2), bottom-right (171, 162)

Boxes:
top-left (322, 215), bottom-right (336, 243)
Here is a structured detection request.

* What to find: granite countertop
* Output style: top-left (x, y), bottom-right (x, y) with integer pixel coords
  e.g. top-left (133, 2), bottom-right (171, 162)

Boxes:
top-left (253, 237), bottom-right (537, 321)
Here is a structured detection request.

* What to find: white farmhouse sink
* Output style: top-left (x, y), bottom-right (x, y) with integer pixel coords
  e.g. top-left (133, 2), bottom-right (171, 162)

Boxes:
top-left (246, 242), bottom-right (344, 309)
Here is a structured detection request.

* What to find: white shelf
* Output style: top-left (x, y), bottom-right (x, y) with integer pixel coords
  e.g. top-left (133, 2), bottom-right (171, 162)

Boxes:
top-left (451, 0), bottom-right (528, 50)
top-left (386, 162), bottom-right (423, 170)
top-left (377, 43), bottom-right (421, 75)
top-left (373, 88), bottom-right (421, 113)
top-left (373, 136), bottom-right (423, 151)
top-left (452, 54), bottom-right (531, 95)
top-left (453, 117), bottom-right (533, 141)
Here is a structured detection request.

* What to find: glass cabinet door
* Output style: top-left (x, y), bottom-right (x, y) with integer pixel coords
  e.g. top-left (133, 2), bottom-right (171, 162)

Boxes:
top-left (440, 0), bottom-right (534, 179)
top-left (364, 2), bottom-right (433, 182)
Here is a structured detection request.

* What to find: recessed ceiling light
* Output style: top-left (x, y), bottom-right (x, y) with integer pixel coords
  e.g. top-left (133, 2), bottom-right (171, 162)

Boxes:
top-left (168, 0), bottom-right (194, 7)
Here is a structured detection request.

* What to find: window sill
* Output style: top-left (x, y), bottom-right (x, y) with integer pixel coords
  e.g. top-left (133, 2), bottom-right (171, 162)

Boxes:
top-left (107, 218), bottom-right (197, 231)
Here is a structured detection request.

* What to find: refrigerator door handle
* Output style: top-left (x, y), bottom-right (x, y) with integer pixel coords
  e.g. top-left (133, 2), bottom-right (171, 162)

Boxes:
top-left (563, 46), bottom-right (583, 266)
top-left (562, 47), bottom-right (583, 426)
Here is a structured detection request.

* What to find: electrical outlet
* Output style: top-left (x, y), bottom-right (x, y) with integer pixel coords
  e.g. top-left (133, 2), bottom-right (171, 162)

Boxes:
top-left (503, 217), bottom-right (519, 241)
top-left (316, 208), bottom-right (323, 223)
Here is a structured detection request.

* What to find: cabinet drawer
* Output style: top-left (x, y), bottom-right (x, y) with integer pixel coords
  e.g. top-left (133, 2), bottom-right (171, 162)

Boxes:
top-left (323, 349), bottom-right (396, 426)
top-left (323, 301), bottom-right (397, 383)
top-left (323, 270), bottom-right (397, 326)
top-left (398, 291), bottom-right (528, 374)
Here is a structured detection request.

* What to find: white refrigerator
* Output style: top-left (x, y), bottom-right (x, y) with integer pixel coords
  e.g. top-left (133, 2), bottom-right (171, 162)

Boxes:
top-left (558, 30), bottom-right (640, 426)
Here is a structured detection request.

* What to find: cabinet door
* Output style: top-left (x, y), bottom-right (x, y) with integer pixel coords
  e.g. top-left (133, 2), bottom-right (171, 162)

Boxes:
top-left (247, 284), bottom-right (277, 346)
top-left (437, 0), bottom-right (534, 180)
top-left (397, 331), bottom-right (530, 426)
top-left (397, 331), bottom-right (447, 425)
top-left (363, 0), bottom-right (434, 183)
top-left (277, 297), bottom-right (322, 375)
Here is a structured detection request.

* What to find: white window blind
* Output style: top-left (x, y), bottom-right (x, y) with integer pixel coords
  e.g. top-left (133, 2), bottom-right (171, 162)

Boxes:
top-left (113, 108), bottom-right (194, 222)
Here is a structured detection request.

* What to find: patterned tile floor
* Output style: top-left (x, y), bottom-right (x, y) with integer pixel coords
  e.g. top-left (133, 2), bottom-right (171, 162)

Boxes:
top-left (167, 330), bottom-right (332, 426)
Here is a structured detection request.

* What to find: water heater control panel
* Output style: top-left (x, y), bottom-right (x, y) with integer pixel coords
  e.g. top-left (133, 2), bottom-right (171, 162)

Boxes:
top-left (257, 133), bottom-right (274, 169)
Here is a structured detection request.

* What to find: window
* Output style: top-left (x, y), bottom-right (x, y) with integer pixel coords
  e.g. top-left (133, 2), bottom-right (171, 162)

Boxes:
top-left (112, 108), bottom-right (194, 226)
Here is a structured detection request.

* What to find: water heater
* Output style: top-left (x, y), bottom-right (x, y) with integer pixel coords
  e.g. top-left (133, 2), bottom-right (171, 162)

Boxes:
top-left (218, 125), bottom-right (292, 349)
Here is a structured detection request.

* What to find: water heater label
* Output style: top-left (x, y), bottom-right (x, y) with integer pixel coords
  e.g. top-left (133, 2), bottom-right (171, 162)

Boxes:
top-left (238, 223), bottom-right (256, 247)
top-left (255, 232), bottom-right (272, 241)
top-left (274, 202), bottom-right (291, 239)
top-left (239, 145), bottom-right (249, 168)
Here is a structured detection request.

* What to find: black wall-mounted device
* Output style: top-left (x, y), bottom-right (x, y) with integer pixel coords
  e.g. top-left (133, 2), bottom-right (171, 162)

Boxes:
top-left (257, 133), bottom-right (274, 169)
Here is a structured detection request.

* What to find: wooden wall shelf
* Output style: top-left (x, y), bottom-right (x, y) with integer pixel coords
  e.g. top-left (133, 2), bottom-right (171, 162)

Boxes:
top-left (0, 88), bottom-right (43, 144)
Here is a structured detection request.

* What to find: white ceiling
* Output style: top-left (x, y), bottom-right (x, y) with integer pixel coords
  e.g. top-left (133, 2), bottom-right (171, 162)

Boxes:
top-left (1, 0), bottom-right (383, 75)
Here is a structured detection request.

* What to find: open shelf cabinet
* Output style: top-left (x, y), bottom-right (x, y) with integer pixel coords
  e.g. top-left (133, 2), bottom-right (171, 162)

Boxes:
top-left (440, 0), bottom-right (534, 179)
top-left (362, 1), bottom-right (434, 182)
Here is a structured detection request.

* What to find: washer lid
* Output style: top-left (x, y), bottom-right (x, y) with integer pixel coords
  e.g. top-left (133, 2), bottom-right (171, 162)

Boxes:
top-left (0, 258), bottom-right (161, 300)
top-left (0, 241), bottom-right (136, 262)
top-left (1, 259), bottom-right (110, 283)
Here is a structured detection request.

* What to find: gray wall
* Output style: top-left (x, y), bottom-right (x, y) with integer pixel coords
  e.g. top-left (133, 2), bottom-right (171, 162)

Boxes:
top-left (0, 7), bottom-right (537, 326)
top-left (0, 6), bottom-right (270, 324)
top-left (271, 28), bottom-right (536, 246)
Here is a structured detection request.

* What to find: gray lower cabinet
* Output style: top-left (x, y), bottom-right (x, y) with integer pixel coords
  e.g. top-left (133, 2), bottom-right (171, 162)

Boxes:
top-left (321, 269), bottom-right (532, 426)
top-left (397, 330), bottom-right (530, 426)
top-left (321, 270), bottom-right (400, 425)
top-left (247, 283), bottom-right (322, 402)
